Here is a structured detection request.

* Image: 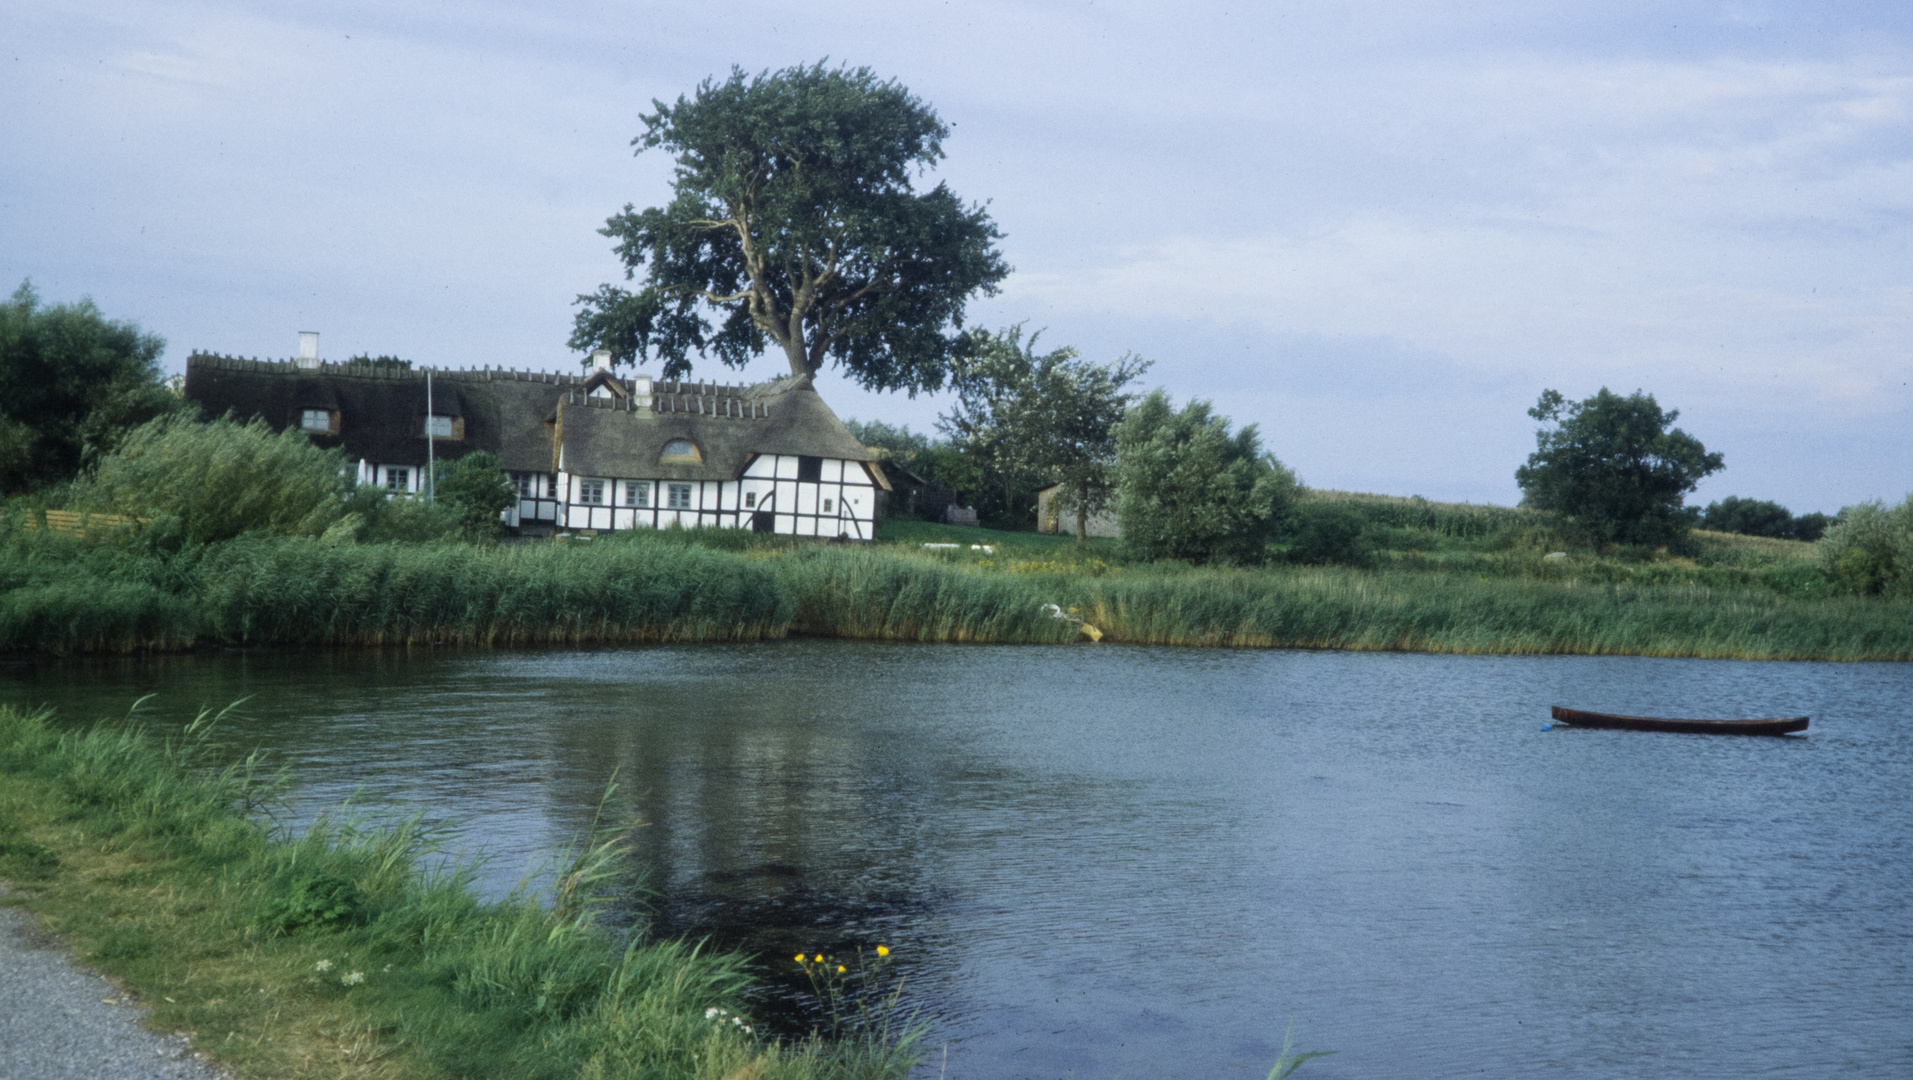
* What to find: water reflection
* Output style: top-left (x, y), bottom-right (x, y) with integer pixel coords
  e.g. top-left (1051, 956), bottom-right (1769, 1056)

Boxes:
top-left (4, 644), bottom-right (1909, 1079)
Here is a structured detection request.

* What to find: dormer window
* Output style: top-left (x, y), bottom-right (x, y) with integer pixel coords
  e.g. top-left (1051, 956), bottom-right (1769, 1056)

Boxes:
top-left (419, 415), bottom-right (464, 439)
top-left (660, 438), bottom-right (700, 463)
top-left (300, 408), bottom-right (335, 433)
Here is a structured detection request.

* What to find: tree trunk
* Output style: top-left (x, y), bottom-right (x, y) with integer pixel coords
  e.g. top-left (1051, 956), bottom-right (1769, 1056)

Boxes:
top-left (782, 336), bottom-right (809, 378)
top-left (1076, 482), bottom-right (1088, 546)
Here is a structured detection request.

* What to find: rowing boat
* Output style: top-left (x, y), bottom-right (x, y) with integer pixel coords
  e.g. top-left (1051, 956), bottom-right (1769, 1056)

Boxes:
top-left (1549, 706), bottom-right (1808, 736)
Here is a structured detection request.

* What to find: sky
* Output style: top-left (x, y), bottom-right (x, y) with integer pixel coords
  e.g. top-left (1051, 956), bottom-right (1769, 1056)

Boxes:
top-left (4, 1), bottom-right (1910, 511)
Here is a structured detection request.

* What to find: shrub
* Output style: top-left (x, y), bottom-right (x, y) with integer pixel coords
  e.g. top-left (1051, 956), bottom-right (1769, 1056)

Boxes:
top-left (74, 413), bottom-right (354, 543)
top-left (1114, 391), bottom-right (1298, 564)
top-left (432, 451), bottom-right (516, 540)
top-left (1814, 496), bottom-right (1913, 596)
top-left (1283, 503), bottom-right (1373, 567)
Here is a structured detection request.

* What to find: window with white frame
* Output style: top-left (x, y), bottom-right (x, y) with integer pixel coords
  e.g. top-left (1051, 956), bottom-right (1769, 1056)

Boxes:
top-left (667, 483), bottom-right (693, 509)
top-left (424, 415), bottom-right (455, 438)
top-left (743, 491), bottom-right (757, 508)
top-left (516, 473), bottom-right (536, 498)
top-left (579, 479), bottom-right (605, 505)
top-left (625, 481), bottom-right (649, 507)
top-left (822, 497), bottom-right (834, 513)
top-left (385, 467), bottom-right (410, 491)
top-left (660, 439), bottom-right (699, 462)
top-left (300, 408), bottom-right (332, 432)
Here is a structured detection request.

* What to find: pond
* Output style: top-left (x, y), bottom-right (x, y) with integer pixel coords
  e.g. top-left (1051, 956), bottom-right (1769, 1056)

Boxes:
top-left (5, 643), bottom-right (1909, 1079)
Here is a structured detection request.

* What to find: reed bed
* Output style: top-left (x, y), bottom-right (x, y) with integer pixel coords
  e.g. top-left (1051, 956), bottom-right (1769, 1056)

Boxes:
top-left (1, 529), bottom-right (1908, 660)
top-left (1073, 568), bottom-right (1913, 660)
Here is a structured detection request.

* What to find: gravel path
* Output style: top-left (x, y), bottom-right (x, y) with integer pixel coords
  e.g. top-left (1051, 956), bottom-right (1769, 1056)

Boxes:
top-left (0, 889), bottom-right (229, 1080)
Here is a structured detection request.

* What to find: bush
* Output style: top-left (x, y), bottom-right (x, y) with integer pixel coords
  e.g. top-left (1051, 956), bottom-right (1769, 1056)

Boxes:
top-left (432, 451), bottom-right (517, 539)
top-left (74, 413), bottom-right (354, 544)
top-left (1114, 391), bottom-right (1298, 564)
top-left (1814, 496), bottom-right (1913, 596)
top-left (1283, 503), bottom-right (1373, 567)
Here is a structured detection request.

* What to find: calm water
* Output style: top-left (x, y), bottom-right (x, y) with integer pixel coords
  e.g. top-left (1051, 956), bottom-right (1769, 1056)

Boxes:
top-left (5, 644), bottom-right (1910, 1079)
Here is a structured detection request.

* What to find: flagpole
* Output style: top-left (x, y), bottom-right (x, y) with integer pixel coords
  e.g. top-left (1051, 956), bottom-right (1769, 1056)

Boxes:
top-left (426, 369), bottom-right (435, 502)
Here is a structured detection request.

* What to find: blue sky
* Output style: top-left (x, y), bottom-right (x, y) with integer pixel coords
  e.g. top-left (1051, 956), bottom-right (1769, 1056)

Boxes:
top-left (5, 1), bottom-right (1909, 510)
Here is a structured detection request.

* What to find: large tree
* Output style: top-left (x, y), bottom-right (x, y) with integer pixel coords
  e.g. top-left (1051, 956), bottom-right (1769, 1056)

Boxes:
top-left (1515, 387), bottom-right (1724, 546)
top-left (0, 281), bottom-right (179, 494)
top-left (571, 63), bottom-right (1009, 392)
top-left (941, 326), bottom-right (1150, 542)
top-left (1113, 391), bottom-right (1298, 564)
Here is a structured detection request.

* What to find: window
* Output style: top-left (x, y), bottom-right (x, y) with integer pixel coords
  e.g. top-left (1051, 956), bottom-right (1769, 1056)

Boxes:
top-left (300, 408), bottom-right (332, 432)
top-left (822, 498), bottom-right (834, 513)
top-left (385, 467), bottom-right (409, 492)
top-left (743, 491), bottom-right (756, 508)
top-left (516, 473), bottom-right (536, 498)
top-left (425, 415), bottom-right (455, 438)
top-left (661, 438), bottom-right (699, 463)
top-left (797, 456), bottom-right (823, 483)
top-left (545, 475), bottom-right (557, 499)
top-left (579, 479), bottom-right (605, 505)
top-left (625, 481), bottom-right (649, 508)
top-left (667, 483), bottom-right (693, 509)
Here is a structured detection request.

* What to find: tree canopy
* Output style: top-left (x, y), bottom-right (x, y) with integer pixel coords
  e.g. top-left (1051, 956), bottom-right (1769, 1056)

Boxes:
top-left (941, 326), bottom-right (1149, 542)
top-left (571, 63), bottom-right (1009, 393)
top-left (1113, 391), bottom-right (1298, 564)
top-left (1515, 387), bottom-right (1723, 546)
top-left (0, 281), bottom-right (179, 494)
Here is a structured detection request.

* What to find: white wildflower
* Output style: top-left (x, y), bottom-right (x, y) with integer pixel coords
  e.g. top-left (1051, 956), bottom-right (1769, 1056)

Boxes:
top-left (314, 960), bottom-right (333, 973)
top-left (341, 971), bottom-right (365, 987)
top-left (705, 1007), bottom-right (722, 1020)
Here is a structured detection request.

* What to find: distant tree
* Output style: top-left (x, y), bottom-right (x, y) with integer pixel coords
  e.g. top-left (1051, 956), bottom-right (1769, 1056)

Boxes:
top-left (941, 326), bottom-right (1150, 542)
top-left (571, 63), bottom-right (1009, 392)
top-left (1700, 496), bottom-right (1830, 541)
top-left (1113, 391), bottom-right (1299, 564)
top-left (1813, 496), bottom-right (1913, 597)
top-left (0, 281), bottom-right (180, 493)
top-left (432, 451), bottom-right (516, 539)
top-left (347, 353), bottom-right (412, 371)
top-left (1789, 512), bottom-right (1833, 543)
top-left (1515, 388), bottom-right (1723, 546)
top-left (842, 418), bottom-right (931, 457)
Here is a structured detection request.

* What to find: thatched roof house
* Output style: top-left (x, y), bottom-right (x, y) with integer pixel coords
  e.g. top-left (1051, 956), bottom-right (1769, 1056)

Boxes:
top-left (184, 350), bottom-right (886, 539)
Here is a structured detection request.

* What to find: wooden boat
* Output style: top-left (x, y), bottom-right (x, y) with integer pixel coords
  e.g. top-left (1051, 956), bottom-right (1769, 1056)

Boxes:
top-left (1549, 706), bottom-right (1808, 736)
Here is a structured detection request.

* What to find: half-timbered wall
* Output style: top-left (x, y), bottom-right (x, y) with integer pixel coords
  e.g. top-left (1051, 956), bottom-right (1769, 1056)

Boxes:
top-left (547, 455), bottom-right (877, 539)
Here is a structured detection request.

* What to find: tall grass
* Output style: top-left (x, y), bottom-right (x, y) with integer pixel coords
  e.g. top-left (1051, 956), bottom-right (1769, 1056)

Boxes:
top-left (2, 526), bottom-right (1909, 660)
top-left (0, 704), bottom-right (919, 1080)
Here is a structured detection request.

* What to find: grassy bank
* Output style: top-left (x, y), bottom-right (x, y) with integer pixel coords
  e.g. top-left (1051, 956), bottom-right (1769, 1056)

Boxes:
top-left (0, 704), bottom-right (916, 1080)
top-left (3, 509), bottom-right (1909, 660)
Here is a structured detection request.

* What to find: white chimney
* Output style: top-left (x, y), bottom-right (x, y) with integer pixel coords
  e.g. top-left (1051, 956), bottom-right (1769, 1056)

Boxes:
top-left (296, 331), bottom-right (320, 369)
top-left (632, 373), bottom-right (653, 407)
top-left (591, 348), bottom-right (612, 372)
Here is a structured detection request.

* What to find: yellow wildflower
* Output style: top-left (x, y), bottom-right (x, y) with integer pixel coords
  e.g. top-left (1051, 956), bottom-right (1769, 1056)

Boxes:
top-left (875, 945), bottom-right (889, 957)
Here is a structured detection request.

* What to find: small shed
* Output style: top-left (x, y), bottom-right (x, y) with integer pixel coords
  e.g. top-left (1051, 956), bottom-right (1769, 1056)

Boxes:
top-left (1035, 484), bottom-right (1120, 539)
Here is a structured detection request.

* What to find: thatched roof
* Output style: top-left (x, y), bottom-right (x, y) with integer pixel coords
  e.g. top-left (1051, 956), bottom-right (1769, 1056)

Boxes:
top-left (182, 354), bottom-right (874, 479)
